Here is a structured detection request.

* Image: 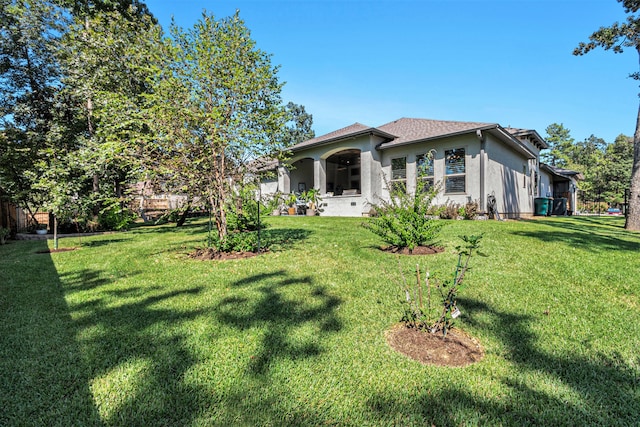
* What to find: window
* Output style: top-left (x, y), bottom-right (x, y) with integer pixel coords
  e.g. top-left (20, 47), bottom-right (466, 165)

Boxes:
top-left (390, 157), bottom-right (407, 193)
top-left (445, 148), bottom-right (465, 193)
top-left (416, 153), bottom-right (434, 191)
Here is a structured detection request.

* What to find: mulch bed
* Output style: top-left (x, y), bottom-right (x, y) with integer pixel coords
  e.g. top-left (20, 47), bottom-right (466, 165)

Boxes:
top-left (189, 247), bottom-right (263, 261)
top-left (386, 323), bottom-right (484, 367)
top-left (383, 245), bottom-right (445, 255)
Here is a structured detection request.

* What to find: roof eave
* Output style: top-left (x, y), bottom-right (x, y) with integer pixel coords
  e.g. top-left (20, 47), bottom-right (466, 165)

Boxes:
top-left (491, 126), bottom-right (538, 159)
top-left (291, 128), bottom-right (396, 152)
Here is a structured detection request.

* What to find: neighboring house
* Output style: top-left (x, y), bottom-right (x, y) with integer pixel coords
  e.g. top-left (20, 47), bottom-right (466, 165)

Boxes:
top-left (539, 164), bottom-right (582, 215)
top-left (261, 117), bottom-right (574, 218)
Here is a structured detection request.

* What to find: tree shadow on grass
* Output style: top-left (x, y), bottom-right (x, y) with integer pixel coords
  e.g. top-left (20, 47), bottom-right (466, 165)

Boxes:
top-left (0, 240), bottom-right (104, 426)
top-left (366, 297), bottom-right (640, 426)
top-left (216, 270), bottom-right (342, 376)
top-left (78, 237), bottom-right (131, 248)
top-left (2, 240), bottom-right (343, 425)
top-left (57, 268), bottom-right (142, 293)
top-left (58, 267), bottom-right (341, 425)
top-left (64, 282), bottom-right (212, 425)
top-left (260, 228), bottom-right (313, 251)
top-left (1, 239), bottom-right (215, 425)
top-left (515, 217), bottom-right (640, 252)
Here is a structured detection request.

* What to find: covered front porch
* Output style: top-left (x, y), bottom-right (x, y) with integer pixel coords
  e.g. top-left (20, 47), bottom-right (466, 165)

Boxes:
top-left (270, 148), bottom-right (377, 216)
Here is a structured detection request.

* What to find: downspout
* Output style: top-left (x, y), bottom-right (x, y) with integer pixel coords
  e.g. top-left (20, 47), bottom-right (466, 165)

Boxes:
top-left (477, 129), bottom-right (486, 213)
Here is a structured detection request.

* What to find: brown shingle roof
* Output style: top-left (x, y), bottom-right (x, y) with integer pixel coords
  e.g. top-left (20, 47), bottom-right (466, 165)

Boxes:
top-left (377, 117), bottom-right (497, 148)
top-left (291, 117), bottom-right (543, 156)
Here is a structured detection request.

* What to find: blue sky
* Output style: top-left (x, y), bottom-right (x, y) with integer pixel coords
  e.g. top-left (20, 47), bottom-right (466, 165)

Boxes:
top-left (144, 0), bottom-right (639, 144)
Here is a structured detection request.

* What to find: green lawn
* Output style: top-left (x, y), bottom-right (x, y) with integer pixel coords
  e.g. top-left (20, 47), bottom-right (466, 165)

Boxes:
top-left (1, 216), bottom-right (639, 426)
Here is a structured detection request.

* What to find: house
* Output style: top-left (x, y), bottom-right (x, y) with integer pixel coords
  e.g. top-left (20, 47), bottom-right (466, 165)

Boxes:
top-left (262, 117), bottom-right (571, 218)
top-left (539, 164), bottom-right (582, 215)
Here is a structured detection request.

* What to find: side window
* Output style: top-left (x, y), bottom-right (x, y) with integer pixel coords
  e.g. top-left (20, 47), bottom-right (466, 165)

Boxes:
top-left (390, 157), bottom-right (407, 193)
top-left (416, 153), bottom-right (434, 192)
top-left (445, 148), bottom-right (465, 193)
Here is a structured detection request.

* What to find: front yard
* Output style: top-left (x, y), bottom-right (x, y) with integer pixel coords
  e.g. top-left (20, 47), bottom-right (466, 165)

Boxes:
top-left (1, 216), bottom-right (638, 426)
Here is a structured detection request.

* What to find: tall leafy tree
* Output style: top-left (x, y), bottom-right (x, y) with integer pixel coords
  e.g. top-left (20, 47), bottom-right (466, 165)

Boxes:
top-left (0, 0), bottom-right (65, 223)
top-left (50, 0), bottom-right (157, 222)
top-left (57, 5), bottom-right (159, 200)
top-left (283, 102), bottom-right (315, 147)
top-left (29, 1), bottom-right (161, 232)
top-left (601, 134), bottom-right (634, 203)
top-left (574, 0), bottom-right (640, 230)
top-left (542, 123), bottom-right (575, 167)
top-left (572, 135), bottom-right (607, 200)
top-left (147, 11), bottom-right (287, 247)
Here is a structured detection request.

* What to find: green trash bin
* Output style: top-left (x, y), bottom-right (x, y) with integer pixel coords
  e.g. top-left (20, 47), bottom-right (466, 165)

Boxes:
top-left (534, 198), bottom-right (548, 216)
top-left (546, 198), bottom-right (554, 216)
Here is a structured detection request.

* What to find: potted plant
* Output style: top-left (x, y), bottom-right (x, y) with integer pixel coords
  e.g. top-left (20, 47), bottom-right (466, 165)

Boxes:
top-left (303, 188), bottom-right (322, 216)
top-left (35, 223), bottom-right (48, 235)
top-left (286, 193), bottom-right (298, 215)
top-left (267, 192), bottom-right (284, 216)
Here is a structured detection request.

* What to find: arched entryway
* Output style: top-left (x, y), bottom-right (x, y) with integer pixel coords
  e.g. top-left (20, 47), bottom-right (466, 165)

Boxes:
top-left (325, 149), bottom-right (361, 195)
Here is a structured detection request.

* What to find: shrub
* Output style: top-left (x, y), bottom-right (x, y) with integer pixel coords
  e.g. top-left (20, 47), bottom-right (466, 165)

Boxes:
top-left (264, 191), bottom-right (284, 214)
top-left (98, 199), bottom-right (137, 231)
top-left (209, 183), bottom-right (267, 252)
top-left (226, 184), bottom-right (265, 233)
top-left (0, 227), bottom-right (10, 245)
top-left (463, 200), bottom-right (479, 220)
top-left (438, 201), bottom-right (460, 219)
top-left (363, 178), bottom-right (445, 251)
top-left (211, 230), bottom-right (259, 253)
top-left (399, 234), bottom-right (482, 336)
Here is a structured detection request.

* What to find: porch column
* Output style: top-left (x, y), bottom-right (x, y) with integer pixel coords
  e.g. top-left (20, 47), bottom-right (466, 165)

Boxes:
top-left (278, 166), bottom-right (291, 193)
top-left (314, 158), bottom-right (326, 192)
top-left (360, 149), bottom-right (380, 203)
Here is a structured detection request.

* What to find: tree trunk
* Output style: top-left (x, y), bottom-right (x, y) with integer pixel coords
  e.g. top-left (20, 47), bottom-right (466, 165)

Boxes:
top-left (176, 203), bottom-right (191, 227)
top-left (625, 102), bottom-right (640, 230)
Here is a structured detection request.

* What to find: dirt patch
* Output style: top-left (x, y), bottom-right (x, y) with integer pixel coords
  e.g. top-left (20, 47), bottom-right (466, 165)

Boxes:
top-left (386, 323), bottom-right (484, 367)
top-left (382, 245), bottom-right (445, 255)
top-left (189, 247), bottom-right (263, 261)
top-left (35, 247), bottom-right (78, 254)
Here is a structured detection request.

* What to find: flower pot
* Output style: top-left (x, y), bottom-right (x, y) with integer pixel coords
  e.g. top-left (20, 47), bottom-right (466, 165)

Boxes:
top-left (306, 209), bottom-right (316, 216)
top-left (287, 207), bottom-right (296, 215)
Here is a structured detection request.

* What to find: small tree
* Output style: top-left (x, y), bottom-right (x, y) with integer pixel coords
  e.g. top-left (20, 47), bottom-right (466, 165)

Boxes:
top-left (363, 176), bottom-right (444, 252)
top-left (400, 235), bottom-right (482, 337)
top-left (147, 11), bottom-right (287, 249)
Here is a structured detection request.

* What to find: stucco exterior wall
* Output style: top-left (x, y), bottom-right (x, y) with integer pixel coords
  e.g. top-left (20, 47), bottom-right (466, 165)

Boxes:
top-left (484, 136), bottom-right (535, 217)
top-left (263, 128), bottom-right (544, 217)
top-left (539, 169), bottom-right (553, 198)
top-left (282, 133), bottom-right (387, 215)
top-left (289, 158), bottom-right (314, 193)
top-left (380, 134), bottom-right (483, 207)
